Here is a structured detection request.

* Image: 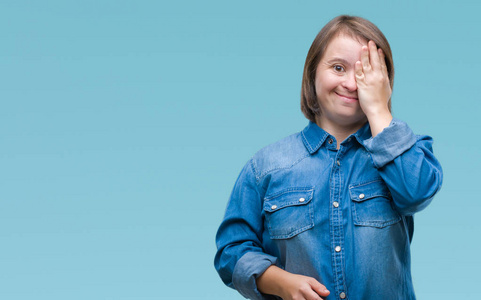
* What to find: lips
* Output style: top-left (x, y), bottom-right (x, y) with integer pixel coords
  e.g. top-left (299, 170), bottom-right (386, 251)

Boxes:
top-left (335, 92), bottom-right (358, 101)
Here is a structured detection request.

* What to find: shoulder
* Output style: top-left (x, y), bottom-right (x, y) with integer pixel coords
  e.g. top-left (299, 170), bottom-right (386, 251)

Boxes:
top-left (249, 131), bottom-right (310, 181)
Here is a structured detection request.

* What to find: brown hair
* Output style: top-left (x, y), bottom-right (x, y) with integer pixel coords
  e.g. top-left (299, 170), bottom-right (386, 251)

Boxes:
top-left (300, 15), bottom-right (394, 123)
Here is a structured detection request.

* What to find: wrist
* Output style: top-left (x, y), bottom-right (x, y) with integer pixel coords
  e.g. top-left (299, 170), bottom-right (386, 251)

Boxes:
top-left (366, 109), bottom-right (392, 138)
top-left (256, 265), bottom-right (288, 297)
top-left (363, 103), bottom-right (390, 119)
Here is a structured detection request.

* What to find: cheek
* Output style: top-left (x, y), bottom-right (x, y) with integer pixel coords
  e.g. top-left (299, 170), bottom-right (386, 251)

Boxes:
top-left (313, 73), bottom-right (321, 92)
top-left (314, 72), bottom-right (328, 92)
top-left (314, 79), bottom-right (321, 95)
top-left (315, 74), bottom-right (336, 95)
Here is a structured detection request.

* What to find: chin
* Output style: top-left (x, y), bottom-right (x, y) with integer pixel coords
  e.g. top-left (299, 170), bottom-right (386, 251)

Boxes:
top-left (337, 114), bottom-right (367, 126)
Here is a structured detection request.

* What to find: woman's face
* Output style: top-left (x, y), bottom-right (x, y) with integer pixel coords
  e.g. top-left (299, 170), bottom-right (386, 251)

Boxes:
top-left (314, 34), bottom-right (368, 130)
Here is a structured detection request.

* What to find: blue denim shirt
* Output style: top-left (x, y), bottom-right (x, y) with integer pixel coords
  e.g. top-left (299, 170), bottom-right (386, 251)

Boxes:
top-left (214, 119), bottom-right (443, 300)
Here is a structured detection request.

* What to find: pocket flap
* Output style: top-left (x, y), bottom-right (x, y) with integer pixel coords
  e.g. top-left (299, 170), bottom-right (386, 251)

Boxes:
top-left (264, 188), bottom-right (314, 212)
top-left (349, 180), bottom-right (391, 202)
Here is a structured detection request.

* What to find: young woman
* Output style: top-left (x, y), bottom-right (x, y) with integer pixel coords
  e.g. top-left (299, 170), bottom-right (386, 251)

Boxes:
top-left (214, 15), bottom-right (443, 300)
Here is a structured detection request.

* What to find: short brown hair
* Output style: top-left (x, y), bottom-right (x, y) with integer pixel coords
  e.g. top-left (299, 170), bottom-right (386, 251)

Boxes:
top-left (300, 15), bottom-right (394, 123)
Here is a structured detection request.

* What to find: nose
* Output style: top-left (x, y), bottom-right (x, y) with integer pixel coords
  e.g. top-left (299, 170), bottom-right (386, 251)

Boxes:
top-left (341, 71), bottom-right (357, 91)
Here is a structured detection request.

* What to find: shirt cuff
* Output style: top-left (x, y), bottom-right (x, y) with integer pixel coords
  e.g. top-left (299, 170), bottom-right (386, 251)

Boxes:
top-left (363, 118), bottom-right (417, 168)
top-left (232, 251), bottom-right (279, 300)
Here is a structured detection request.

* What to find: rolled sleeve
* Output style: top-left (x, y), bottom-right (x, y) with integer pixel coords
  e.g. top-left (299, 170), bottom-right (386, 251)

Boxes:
top-left (215, 160), bottom-right (279, 299)
top-left (233, 252), bottom-right (279, 300)
top-left (362, 119), bottom-right (443, 215)
top-left (363, 118), bottom-right (417, 168)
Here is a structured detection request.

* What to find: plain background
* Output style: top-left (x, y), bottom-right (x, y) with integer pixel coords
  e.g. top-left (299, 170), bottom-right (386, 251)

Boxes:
top-left (1, 0), bottom-right (480, 299)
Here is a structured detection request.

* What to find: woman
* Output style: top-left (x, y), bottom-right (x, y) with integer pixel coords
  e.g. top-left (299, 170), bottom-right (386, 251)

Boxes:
top-left (214, 15), bottom-right (442, 300)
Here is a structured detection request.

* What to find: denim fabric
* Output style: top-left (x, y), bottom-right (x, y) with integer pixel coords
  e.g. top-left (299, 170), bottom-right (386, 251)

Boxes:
top-left (214, 119), bottom-right (443, 300)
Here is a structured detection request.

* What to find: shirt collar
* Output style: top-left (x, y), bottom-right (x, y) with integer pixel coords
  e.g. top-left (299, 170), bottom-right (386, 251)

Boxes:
top-left (352, 121), bottom-right (372, 144)
top-left (301, 121), bottom-right (372, 154)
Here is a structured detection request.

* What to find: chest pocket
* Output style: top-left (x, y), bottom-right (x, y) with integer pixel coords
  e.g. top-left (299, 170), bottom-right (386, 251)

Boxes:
top-left (349, 180), bottom-right (401, 228)
top-left (263, 188), bottom-right (314, 239)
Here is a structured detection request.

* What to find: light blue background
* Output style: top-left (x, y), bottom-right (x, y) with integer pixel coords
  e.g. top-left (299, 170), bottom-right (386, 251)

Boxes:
top-left (0, 0), bottom-right (479, 299)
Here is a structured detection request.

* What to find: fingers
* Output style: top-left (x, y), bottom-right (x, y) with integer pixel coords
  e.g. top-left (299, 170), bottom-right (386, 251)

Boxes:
top-left (358, 41), bottom-right (389, 84)
top-left (360, 45), bottom-right (370, 71)
top-left (368, 40), bottom-right (381, 70)
top-left (302, 289), bottom-right (325, 300)
top-left (300, 289), bottom-right (326, 300)
top-left (308, 277), bottom-right (330, 297)
top-left (378, 48), bottom-right (389, 78)
top-left (355, 60), bottom-right (364, 80)
top-left (362, 41), bottom-right (386, 74)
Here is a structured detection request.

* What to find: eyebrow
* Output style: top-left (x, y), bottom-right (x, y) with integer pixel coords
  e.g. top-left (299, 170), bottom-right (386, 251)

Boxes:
top-left (325, 57), bottom-right (352, 65)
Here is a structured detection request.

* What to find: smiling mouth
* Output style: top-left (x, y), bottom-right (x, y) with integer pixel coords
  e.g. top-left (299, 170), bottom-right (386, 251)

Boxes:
top-left (335, 92), bottom-right (358, 101)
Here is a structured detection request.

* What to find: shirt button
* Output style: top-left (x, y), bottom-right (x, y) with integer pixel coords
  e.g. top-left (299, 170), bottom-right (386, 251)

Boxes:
top-left (299, 198), bottom-right (305, 203)
top-left (336, 160), bottom-right (340, 166)
top-left (359, 193), bottom-right (365, 199)
top-left (328, 138), bottom-right (333, 144)
top-left (333, 201), bottom-right (339, 208)
top-left (271, 205), bottom-right (277, 210)
top-left (340, 292), bottom-right (346, 299)
top-left (335, 246), bottom-right (341, 252)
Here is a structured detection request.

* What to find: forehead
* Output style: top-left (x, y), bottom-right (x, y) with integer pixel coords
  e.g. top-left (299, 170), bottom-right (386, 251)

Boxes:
top-left (322, 33), bottom-right (367, 62)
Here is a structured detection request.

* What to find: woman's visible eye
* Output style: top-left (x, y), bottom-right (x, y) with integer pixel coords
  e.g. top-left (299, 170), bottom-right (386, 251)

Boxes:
top-left (333, 65), bottom-right (345, 72)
